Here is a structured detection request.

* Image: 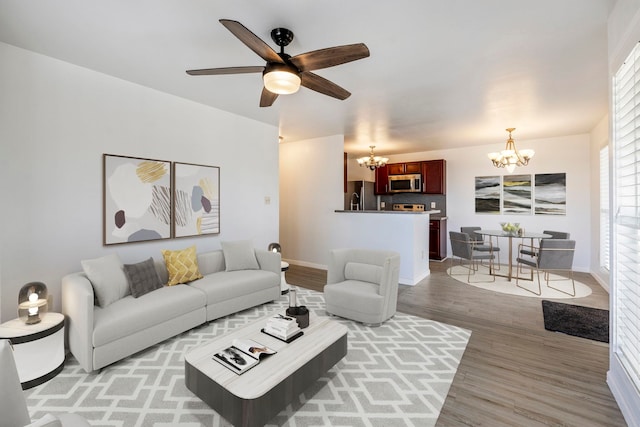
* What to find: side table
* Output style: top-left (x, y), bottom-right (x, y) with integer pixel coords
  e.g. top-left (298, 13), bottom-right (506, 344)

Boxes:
top-left (0, 312), bottom-right (65, 389)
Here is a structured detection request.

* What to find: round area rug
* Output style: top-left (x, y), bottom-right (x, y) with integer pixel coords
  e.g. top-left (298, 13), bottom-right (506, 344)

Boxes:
top-left (447, 265), bottom-right (592, 299)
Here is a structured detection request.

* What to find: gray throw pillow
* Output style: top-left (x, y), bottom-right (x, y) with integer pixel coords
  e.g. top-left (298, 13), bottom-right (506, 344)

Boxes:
top-left (123, 257), bottom-right (164, 298)
top-left (344, 262), bottom-right (383, 285)
top-left (221, 240), bottom-right (259, 271)
top-left (81, 253), bottom-right (129, 307)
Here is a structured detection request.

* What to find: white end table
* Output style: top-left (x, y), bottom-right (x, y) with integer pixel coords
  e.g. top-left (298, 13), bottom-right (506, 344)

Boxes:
top-left (0, 312), bottom-right (65, 389)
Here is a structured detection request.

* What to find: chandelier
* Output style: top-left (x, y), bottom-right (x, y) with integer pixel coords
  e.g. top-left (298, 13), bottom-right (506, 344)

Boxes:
top-left (487, 128), bottom-right (534, 173)
top-left (357, 145), bottom-right (389, 170)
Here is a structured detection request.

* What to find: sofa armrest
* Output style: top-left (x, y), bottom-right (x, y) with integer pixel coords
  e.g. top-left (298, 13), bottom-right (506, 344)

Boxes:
top-left (378, 254), bottom-right (401, 296)
top-left (255, 249), bottom-right (281, 276)
top-left (61, 273), bottom-right (95, 373)
top-left (327, 248), bottom-right (349, 284)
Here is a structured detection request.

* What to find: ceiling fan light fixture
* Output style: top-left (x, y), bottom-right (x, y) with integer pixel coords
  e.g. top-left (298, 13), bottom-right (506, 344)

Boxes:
top-left (263, 63), bottom-right (301, 95)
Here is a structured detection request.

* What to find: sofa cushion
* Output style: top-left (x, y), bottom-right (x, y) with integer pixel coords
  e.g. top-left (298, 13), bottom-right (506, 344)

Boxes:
top-left (161, 246), bottom-right (203, 286)
top-left (221, 240), bottom-right (259, 271)
top-left (81, 253), bottom-right (129, 307)
top-left (92, 284), bottom-right (204, 347)
top-left (324, 280), bottom-right (383, 310)
top-left (344, 262), bottom-right (383, 285)
top-left (196, 250), bottom-right (226, 276)
top-left (123, 257), bottom-right (163, 298)
top-left (190, 270), bottom-right (278, 305)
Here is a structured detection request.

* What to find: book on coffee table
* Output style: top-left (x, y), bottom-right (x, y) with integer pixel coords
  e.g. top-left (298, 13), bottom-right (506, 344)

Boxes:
top-left (213, 339), bottom-right (276, 374)
top-left (262, 314), bottom-right (303, 342)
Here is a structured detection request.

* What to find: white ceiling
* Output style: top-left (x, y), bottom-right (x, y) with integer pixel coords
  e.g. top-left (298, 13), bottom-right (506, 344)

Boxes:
top-left (0, 0), bottom-right (613, 158)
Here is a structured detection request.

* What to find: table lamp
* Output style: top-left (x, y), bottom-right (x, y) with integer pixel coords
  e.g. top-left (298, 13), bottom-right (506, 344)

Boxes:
top-left (268, 243), bottom-right (281, 253)
top-left (18, 282), bottom-right (48, 325)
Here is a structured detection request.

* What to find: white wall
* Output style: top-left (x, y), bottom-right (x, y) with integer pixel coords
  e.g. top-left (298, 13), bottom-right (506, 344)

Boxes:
top-left (281, 133), bottom-right (593, 273)
top-left (589, 115), bottom-right (609, 290)
top-left (0, 43), bottom-right (280, 321)
top-left (279, 135), bottom-right (344, 268)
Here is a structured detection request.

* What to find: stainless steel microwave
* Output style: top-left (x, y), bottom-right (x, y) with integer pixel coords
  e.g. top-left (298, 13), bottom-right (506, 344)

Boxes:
top-left (388, 173), bottom-right (422, 193)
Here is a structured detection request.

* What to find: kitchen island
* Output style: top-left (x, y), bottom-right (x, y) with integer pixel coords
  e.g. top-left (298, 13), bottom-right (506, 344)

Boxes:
top-left (333, 209), bottom-right (440, 285)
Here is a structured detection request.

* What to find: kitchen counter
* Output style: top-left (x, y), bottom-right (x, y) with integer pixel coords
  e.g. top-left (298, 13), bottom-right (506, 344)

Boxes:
top-left (332, 209), bottom-right (439, 286)
top-left (334, 209), bottom-right (441, 215)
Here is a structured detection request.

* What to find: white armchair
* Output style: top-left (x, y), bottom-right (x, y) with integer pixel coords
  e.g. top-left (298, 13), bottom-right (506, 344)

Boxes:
top-left (324, 248), bottom-right (400, 326)
top-left (0, 339), bottom-right (91, 427)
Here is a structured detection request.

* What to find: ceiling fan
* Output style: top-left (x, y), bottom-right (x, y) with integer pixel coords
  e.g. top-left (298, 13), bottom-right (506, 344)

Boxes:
top-left (186, 19), bottom-right (370, 107)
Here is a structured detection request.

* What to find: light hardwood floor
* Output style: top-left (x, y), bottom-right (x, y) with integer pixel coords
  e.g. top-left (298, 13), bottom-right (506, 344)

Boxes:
top-left (285, 261), bottom-right (626, 427)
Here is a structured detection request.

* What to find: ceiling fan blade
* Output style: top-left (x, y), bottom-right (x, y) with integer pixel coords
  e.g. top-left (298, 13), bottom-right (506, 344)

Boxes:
top-left (260, 87), bottom-right (279, 107)
top-left (300, 72), bottom-right (351, 100)
top-left (290, 43), bottom-right (370, 72)
top-left (186, 66), bottom-right (265, 76)
top-left (219, 19), bottom-right (284, 64)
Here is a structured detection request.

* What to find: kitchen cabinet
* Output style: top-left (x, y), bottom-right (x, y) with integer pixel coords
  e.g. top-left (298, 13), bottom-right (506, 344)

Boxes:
top-left (388, 162), bottom-right (421, 175)
top-left (374, 165), bottom-right (389, 195)
top-left (421, 159), bottom-right (446, 194)
top-left (429, 217), bottom-right (447, 260)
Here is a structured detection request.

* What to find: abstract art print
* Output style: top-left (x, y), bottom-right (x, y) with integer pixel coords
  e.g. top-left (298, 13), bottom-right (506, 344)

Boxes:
top-left (103, 154), bottom-right (172, 245)
top-left (503, 174), bottom-right (532, 215)
top-left (535, 173), bottom-right (566, 215)
top-left (173, 162), bottom-right (220, 237)
top-left (475, 176), bottom-right (501, 214)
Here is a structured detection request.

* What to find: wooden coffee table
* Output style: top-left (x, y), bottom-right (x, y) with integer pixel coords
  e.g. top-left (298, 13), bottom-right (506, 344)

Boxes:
top-left (184, 311), bottom-right (348, 427)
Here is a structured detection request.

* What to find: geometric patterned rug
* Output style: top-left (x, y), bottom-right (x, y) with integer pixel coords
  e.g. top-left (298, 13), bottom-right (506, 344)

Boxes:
top-left (25, 287), bottom-right (471, 427)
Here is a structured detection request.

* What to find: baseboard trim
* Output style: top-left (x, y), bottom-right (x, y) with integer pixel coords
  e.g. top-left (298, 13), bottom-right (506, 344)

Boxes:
top-left (283, 259), bottom-right (327, 271)
top-left (608, 356), bottom-right (640, 427)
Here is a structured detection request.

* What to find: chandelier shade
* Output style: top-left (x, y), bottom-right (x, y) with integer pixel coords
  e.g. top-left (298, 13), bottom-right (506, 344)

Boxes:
top-left (357, 145), bottom-right (389, 170)
top-left (487, 128), bottom-right (534, 173)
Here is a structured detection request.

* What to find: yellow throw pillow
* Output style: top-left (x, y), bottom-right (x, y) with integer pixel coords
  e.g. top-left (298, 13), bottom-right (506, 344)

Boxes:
top-left (162, 246), bottom-right (203, 286)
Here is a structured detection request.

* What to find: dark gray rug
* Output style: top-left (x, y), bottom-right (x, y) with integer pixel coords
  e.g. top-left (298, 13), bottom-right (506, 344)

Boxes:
top-left (542, 300), bottom-right (609, 343)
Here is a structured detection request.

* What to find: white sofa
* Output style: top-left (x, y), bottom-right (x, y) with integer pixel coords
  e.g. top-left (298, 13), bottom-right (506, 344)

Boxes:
top-left (62, 248), bottom-right (280, 373)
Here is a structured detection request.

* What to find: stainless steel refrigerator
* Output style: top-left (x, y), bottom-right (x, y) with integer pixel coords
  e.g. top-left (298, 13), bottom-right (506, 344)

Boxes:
top-left (345, 180), bottom-right (377, 210)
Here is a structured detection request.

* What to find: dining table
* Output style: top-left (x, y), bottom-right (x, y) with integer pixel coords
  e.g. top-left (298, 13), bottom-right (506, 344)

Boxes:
top-left (475, 230), bottom-right (552, 281)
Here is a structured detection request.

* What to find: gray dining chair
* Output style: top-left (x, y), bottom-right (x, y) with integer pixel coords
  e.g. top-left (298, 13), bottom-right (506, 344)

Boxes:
top-left (519, 230), bottom-right (570, 257)
top-left (515, 239), bottom-right (576, 296)
top-left (449, 231), bottom-right (496, 283)
top-left (461, 226), bottom-right (501, 270)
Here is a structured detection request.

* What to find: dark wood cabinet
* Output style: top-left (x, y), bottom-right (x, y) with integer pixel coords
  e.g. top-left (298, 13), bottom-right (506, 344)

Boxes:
top-left (429, 217), bottom-right (447, 260)
top-left (374, 159), bottom-right (445, 195)
top-left (388, 162), bottom-right (421, 175)
top-left (374, 165), bottom-right (389, 195)
top-left (421, 159), bottom-right (446, 194)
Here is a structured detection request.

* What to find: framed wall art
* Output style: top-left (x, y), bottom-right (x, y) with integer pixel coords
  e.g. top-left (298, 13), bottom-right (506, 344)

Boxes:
top-left (534, 173), bottom-right (566, 215)
top-left (475, 176), bottom-right (501, 214)
top-left (103, 154), bottom-right (172, 245)
top-left (173, 162), bottom-right (220, 237)
top-left (503, 174), bottom-right (532, 215)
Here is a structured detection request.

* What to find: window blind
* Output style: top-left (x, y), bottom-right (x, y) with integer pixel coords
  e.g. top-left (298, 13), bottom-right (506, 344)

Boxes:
top-left (600, 146), bottom-right (610, 271)
top-left (613, 41), bottom-right (640, 389)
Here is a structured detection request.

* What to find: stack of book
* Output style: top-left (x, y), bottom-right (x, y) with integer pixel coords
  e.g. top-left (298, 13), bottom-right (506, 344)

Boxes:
top-left (263, 314), bottom-right (302, 341)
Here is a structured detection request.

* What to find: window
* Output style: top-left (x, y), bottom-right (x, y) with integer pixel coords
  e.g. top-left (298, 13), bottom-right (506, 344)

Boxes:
top-left (613, 41), bottom-right (640, 391)
top-left (600, 146), bottom-right (609, 271)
